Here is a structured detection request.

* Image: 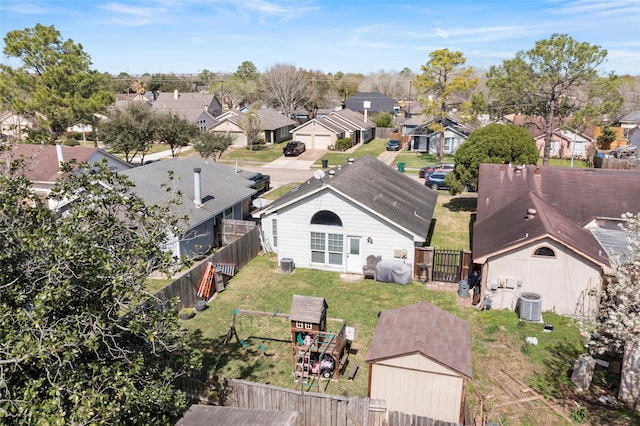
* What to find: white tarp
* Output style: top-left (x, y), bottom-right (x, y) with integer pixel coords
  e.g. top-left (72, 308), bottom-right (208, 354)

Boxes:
top-left (376, 260), bottom-right (412, 284)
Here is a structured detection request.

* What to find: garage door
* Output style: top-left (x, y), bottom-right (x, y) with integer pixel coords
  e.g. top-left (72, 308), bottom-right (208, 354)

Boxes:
top-left (313, 135), bottom-right (332, 150)
top-left (295, 133), bottom-right (313, 147)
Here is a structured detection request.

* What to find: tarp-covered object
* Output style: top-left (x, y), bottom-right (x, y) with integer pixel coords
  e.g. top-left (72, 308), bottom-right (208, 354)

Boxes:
top-left (376, 260), bottom-right (412, 284)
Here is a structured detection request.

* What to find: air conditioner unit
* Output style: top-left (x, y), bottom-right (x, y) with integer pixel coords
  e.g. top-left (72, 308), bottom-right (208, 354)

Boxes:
top-left (280, 258), bottom-right (295, 273)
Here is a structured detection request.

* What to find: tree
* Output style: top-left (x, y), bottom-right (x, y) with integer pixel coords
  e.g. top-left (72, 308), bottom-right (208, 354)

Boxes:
top-left (154, 113), bottom-right (198, 158)
top-left (596, 125), bottom-right (617, 150)
top-left (192, 131), bottom-right (234, 162)
top-left (371, 111), bottom-right (394, 128)
top-left (414, 49), bottom-right (479, 162)
top-left (590, 212), bottom-right (640, 407)
top-left (237, 110), bottom-right (264, 150)
top-left (261, 64), bottom-right (313, 118)
top-left (99, 103), bottom-right (157, 163)
top-left (445, 123), bottom-right (539, 194)
top-left (487, 34), bottom-right (611, 166)
top-left (1, 24), bottom-right (114, 144)
top-left (234, 61), bottom-right (259, 81)
top-left (0, 160), bottom-right (195, 423)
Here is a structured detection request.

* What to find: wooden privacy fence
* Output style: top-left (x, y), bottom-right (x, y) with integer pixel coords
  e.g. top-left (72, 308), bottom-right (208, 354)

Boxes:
top-left (414, 247), bottom-right (472, 283)
top-left (175, 375), bottom-right (464, 426)
top-left (155, 220), bottom-right (261, 310)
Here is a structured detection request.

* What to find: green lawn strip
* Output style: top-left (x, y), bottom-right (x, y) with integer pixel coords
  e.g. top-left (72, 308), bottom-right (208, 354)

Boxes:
top-left (430, 194), bottom-right (476, 250)
top-left (314, 139), bottom-right (388, 167)
top-left (222, 144), bottom-right (284, 164)
top-left (538, 158), bottom-right (589, 168)
top-left (263, 184), bottom-right (300, 200)
top-left (394, 151), bottom-right (456, 170)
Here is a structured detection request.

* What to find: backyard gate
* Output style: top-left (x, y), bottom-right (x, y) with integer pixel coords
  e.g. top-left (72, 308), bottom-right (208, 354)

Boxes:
top-left (432, 248), bottom-right (471, 283)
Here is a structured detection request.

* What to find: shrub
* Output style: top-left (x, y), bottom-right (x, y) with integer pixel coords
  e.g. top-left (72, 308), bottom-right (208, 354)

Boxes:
top-left (335, 138), bottom-right (353, 152)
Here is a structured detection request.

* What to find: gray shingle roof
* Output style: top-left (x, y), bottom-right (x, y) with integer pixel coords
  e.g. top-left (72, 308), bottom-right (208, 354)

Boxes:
top-left (152, 92), bottom-right (218, 122)
top-left (123, 157), bottom-right (256, 229)
top-left (260, 156), bottom-right (437, 240)
top-left (365, 301), bottom-right (472, 378)
top-left (346, 92), bottom-right (395, 114)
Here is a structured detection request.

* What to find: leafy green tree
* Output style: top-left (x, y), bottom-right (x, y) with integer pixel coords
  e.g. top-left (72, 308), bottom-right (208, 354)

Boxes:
top-left (154, 113), bottom-right (198, 158)
top-left (590, 212), bottom-right (640, 407)
top-left (234, 61), bottom-right (259, 81)
top-left (0, 161), bottom-right (195, 424)
top-left (414, 49), bottom-right (479, 162)
top-left (100, 103), bottom-right (157, 163)
top-left (192, 131), bottom-right (234, 162)
top-left (487, 34), bottom-right (612, 166)
top-left (446, 123), bottom-right (539, 193)
top-left (371, 111), bottom-right (394, 128)
top-left (1, 24), bottom-right (114, 144)
top-left (148, 73), bottom-right (191, 94)
top-left (596, 125), bottom-right (617, 150)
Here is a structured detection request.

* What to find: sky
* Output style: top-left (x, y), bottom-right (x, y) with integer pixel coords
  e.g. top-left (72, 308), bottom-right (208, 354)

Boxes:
top-left (1, 0), bottom-right (639, 77)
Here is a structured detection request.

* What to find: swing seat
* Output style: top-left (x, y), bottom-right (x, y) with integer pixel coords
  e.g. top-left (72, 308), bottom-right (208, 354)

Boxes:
top-left (240, 339), bottom-right (250, 348)
top-left (258, 342), bottom-right (269, 351)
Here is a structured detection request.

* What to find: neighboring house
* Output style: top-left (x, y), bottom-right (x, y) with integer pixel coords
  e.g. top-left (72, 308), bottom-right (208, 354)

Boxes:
top-left (151, 90), bottom-right (222, 131)
top-left (502, 114), bottom-right (596, 159)
top-left (113, 92), bottom-right (153, 112)
top-left (208, 108), bottom-right (296, 147)
top-left (255, 156), bottom-right (438, 275)
top-left (0, 111), bottom-right (41, 141)
top-left (2, 143), bottom-right (133, 209)
top-left (473, 163), bottom-right (640, 319)
top-left (408, 117), bottom-right (473, 154)
top-left (345, 92), bottom-right (395, 117)
top-left (290, 109), bottom-right (375, 149)
top-left (124, 157), bottom-right (257, 260)
top-left (365, 301), bottom-right (471, 424)
top-left (619, 110), bottom-right (640, 130)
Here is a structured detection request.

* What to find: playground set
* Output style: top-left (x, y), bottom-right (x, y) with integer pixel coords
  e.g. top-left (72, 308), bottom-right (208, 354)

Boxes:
top-left (216, 295), bottom-right (352, 391)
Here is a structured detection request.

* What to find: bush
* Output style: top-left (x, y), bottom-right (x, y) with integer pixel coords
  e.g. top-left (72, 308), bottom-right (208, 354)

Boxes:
top-left (63, 139), bottom-right (80, 146)
top-left (335, 138), bottom-right (353, 152)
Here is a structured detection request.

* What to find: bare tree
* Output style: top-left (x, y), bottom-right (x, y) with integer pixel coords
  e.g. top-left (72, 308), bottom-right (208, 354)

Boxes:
top-left (260, 64), bottom-right (312, 118)
top-left (237, 110), bottom-right (264, 150)
top-left (360, 70), bottom-right (412, 102)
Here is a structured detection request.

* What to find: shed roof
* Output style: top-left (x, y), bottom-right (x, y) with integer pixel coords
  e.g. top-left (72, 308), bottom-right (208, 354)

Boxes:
top-left (258, 156), bottom-right (437, 241)
top-left (176, 404), bottom-right (298, 426)
top-left (289, 295), bottom-right (327, 324)
top-left (365, 301), bottom-right (472, 378)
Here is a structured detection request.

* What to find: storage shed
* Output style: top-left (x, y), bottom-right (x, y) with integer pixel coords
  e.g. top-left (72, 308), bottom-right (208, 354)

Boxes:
top-left (365, 301), bottom-right (471, 424)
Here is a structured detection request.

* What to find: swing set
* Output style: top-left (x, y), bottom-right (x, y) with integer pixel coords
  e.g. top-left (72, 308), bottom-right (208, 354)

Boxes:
top-left (213, 308), bottom-right (289, 370)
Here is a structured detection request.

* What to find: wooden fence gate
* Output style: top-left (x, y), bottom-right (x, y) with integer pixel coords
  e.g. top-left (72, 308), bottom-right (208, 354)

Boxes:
top-left (432, 249), bottom-right (465, 283)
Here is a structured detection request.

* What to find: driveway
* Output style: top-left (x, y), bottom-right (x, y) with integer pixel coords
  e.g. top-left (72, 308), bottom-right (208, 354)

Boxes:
top-left (262, 149), bottom-right (326, 170)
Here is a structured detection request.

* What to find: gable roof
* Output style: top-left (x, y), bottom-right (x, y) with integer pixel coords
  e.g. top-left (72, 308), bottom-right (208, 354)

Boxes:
top-left (123, 157), bottom-right (255, 229)
top-left (289, 295), bottom-right (327, 324)
top-left (327, 109), bottom-right (374, 130)
top-left (409, 117), bottom-right (474, 137)
top-left (254, 108), bottom-right (297, 130)
top-left (365, 301), bottom-right (472, 378)
top-left (151, 91), bottom-right (220, 122)
top-left (474, 164), bottom-right (640, 265)
top-left (258, 156), bottom-right (437, 240)
top-left (345, 92), bottom-right (395, 114)
top-left (4, 144), bottom-right (132, 183)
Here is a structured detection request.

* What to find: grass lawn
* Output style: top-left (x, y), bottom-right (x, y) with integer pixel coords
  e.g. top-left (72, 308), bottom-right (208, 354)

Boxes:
top-left (313, 139), bottom-right (388, 166)
top-left (222, 143), bottom-right (284, 164)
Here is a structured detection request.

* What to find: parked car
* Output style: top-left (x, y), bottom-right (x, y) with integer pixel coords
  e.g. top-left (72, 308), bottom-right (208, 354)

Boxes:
top-left (386, 139), bottom-right (401, 151)
top-left (249, 173), bottom-right (270, 194)
top-left (424, 170), bottom-right (452, 191)
top-left (418, 163), bottom-right (454, 179)
top-left (283, 141), bottom-right (306, 156)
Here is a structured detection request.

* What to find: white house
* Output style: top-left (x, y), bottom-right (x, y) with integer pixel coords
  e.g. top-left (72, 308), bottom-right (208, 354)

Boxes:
top-left (255, 156), bottom-right (438, 275)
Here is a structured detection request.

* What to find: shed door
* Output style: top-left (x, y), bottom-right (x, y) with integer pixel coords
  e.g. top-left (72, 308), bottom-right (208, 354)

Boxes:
top-left (346, 237), bottom-right (362, 273)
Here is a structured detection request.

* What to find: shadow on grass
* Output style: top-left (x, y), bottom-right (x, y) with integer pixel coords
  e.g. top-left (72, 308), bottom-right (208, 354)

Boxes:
top-left (534, 341), bottom-right (640, 425)
top-left (442, 196), bottom-right (477, 213)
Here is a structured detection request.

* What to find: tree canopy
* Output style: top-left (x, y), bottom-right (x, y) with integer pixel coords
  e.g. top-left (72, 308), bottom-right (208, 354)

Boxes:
top-left (260, 63), bottom-right (313, 118)
top-left (192, 131), bottom-right (234, 162)
top-left (1, 24), bottom-right (114, 144)
top-left (0, 161), bottom-right (194, 424)
top-left (154, 113), bottom-right (199, 158)
top-left (414, 49), bottom-right (478, 162)
top-left (487, 34), bottom-right (615, 166)
top-left (99, 103), bottom-right (157, 164)
top-left (446, 123), bottom-right (539, 193)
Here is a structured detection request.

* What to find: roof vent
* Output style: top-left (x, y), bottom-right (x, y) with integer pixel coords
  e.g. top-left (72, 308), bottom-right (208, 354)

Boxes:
top-left (328, 170), bottom-right (336, 178)
top-left (348, 158), bottom-right (354, 164)
top-left (526, 208), bottom-right (537, 219)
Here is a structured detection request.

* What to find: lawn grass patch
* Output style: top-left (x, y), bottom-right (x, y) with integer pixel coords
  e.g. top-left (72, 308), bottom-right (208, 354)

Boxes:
top-left (538, 158), bottom-right (589, 168)
top-left (263, 184), bottom-right (300, 200)
top-left (394, 151), bottom-right (456, 170)
top-left (430, 194), bottom-right (476, 249)
top-left (223, 144), bottom-right (284, 164)
top-left (314, 139), bottom-right (387, 166)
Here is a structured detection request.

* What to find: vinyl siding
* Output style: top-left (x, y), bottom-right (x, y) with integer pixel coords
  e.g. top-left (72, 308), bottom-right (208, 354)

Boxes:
top-left (261, 189), bottom-right (416, 272)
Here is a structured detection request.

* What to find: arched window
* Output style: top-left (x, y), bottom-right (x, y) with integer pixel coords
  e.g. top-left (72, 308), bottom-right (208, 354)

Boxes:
top-left (533, 246), bottom-right (555, 257)
top-left (311, 210), bottom-right (342, 226)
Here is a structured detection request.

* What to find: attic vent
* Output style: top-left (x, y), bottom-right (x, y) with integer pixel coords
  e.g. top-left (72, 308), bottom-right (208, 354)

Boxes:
top-left (526, 208), bottom-right (537, 219)
top-left (328, 170), bottom-right (336, 177)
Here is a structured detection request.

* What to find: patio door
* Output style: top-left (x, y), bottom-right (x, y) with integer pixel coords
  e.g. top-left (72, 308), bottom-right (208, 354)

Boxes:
top-left (346, 237), bottom-right (362, 273)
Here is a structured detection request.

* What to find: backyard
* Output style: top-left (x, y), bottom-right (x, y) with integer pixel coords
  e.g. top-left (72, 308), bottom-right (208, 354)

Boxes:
top-left (166, 190), bottom-right (637, 425)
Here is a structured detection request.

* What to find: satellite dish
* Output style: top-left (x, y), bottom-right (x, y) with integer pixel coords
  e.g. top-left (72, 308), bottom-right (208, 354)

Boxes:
top-left (252, 198), bottom-right (268, 208)
top-left (313, 170), bottom-right (326, 181)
